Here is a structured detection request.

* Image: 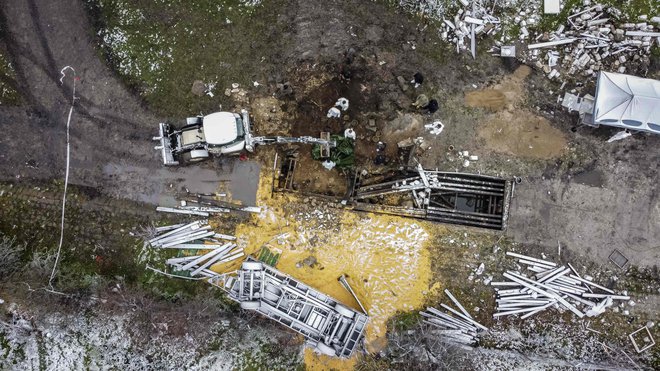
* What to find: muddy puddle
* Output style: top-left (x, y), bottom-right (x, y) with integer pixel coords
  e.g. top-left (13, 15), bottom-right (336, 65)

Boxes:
top-left (572, 169), bottom-right (605, 187)
top-left (102, 159), bottom-right (260, 206)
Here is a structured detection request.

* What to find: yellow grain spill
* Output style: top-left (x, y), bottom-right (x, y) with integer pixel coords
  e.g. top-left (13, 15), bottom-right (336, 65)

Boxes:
top-left (211, 169), bottom-right (433, 370)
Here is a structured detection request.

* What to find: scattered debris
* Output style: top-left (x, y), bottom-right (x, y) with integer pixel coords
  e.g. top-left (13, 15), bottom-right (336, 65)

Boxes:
top-left (543, 0), bottom-right (560, 15)
top-left (475, 262), bottom-right (485, 276)
top-left (520, 4), bottom-right (658, 82)
top-left (585, 296), bottom-right (612, 317)
top-left (205, 82), bottom-right (216, 97)
top-left (338, 274), bottom-right (368, 315)
top-left (495, 45), bottom-right (516, 57)
top-left (420, 289), bottom-right (488, 345)
top-left (561, 91), bottom-right (595, 122)
top-left (156, 207), bottom-right (209, 216)
top-left (156, 201), bottom-right (260, 216)
top-left (439, 0), bottom-right (502, 58)
top-left (608, 249), bottom-right (630, 269)
top-left (491, 251), bottom-right (630, 319)
top-left (629, 325), bottom-right (655, 353)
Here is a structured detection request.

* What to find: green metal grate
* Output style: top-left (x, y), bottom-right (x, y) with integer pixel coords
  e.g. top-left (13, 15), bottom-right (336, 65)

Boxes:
top-left (257, 245), bottom-right (281, 267)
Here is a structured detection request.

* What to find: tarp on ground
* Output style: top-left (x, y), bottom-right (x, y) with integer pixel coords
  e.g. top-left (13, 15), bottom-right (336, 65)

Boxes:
top-left (593, 71), bottom-right (660, 134)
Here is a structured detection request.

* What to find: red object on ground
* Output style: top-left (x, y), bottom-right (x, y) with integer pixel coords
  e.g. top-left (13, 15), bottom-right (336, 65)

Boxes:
top-left (239, 153), bottom-right (248, 161)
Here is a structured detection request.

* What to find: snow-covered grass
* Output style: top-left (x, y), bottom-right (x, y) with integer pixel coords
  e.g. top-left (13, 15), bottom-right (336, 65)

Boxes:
top-left (86, 0), bottom-right (286, 116)
top-left (0, 301), bottom-right (301, 370)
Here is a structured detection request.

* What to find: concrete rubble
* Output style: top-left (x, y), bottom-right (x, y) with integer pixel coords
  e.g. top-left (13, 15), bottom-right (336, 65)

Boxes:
top-left (491, 251), bottom-right (631, 319)
top-left (420, 289), bottom-right (488, 345)
top-left (438, 0), bottom-right (502, 58)
top-left (517, 3), bottom-right (659, 81)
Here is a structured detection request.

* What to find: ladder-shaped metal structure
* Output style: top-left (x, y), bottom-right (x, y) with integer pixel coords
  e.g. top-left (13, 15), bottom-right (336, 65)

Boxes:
top-left (352, 168), bottom-right (512, 230)
top-left (212, 258), bottom-right (368, 358)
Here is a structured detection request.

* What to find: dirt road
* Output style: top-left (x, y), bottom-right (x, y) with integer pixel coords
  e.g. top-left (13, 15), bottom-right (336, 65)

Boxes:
top-left (0, 0), bottom-right (259, 205)
top-left (508, 136), bottom-right (660, 268)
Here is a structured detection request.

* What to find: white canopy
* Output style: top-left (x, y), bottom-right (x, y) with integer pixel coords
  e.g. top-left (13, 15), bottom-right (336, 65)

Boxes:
top-left (593, 71), bottom-right (660, 134)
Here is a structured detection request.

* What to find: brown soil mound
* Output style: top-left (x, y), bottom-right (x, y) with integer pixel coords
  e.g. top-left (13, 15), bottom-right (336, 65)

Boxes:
top-left (465, 89), bottom-right (508, 111)
top-left (464, 65), bottom-right (531, 112)
top-left (478, 110), bottom-right (567, 159)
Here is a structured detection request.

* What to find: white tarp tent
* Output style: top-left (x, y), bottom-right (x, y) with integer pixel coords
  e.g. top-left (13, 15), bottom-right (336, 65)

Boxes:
top-left (593, 71), bottom-right (660, 134)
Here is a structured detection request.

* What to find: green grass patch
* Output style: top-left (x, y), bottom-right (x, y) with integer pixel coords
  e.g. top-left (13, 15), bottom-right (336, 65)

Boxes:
top-left (388, 310), bottom-right (421, 332)
top-left (86, 0), bottom-right (290, 117)
top-left (0, 52), bottom-right (20, 106)
top-left (257, 245), bottom-right (280, 267)
top-left (0, 181), bottom-right (155, 293)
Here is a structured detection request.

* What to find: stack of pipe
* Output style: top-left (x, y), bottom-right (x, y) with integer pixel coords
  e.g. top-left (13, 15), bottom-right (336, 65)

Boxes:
top-left (156, 204), bottom-right (260, 216)
top-left (166, 242), bottom-right (244, 278)
top-left (420, 289), bottom-right (488, 345)
top-left (491, 252), bottom-right (630, 319)
top-left (148, 221), bottom-right (244, 278)
top-left (149, 220), bottom-right (236, 249)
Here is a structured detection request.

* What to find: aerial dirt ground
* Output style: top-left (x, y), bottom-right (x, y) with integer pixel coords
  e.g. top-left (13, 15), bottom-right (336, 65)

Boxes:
top-left (0, 0), bottom-right (659, 369)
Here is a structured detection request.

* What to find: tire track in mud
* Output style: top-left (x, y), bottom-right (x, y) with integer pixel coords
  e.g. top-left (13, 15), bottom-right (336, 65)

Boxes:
top-left (0, 0), bottom-right (165, 202)
top-left (12, 0), bottom-right (152, 134)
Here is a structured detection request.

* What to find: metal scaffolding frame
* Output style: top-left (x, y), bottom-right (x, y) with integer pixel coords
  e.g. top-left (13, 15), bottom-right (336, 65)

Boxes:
top-left (352, 169), bottom-right (512, 230)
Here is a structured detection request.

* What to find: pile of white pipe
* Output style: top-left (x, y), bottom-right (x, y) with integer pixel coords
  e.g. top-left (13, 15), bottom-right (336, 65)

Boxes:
top-left (149, 220), bottom-right (236, 248)
top-left (148, 221), bottom-right (243, 278)
top-left (420, 289), bottom-right (488, 345)
top-left (491, 251), bottom-right (630, 319)
top-left (166, 242), bottom-right (244, 278)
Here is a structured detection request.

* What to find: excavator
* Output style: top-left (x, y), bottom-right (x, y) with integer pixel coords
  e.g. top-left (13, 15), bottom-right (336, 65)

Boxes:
top-left (154, 109), bottom-right (336, 165)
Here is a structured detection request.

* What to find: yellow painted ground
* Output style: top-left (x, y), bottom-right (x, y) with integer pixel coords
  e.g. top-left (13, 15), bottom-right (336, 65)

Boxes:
top-left (210, 169), bottom-right (435, 370)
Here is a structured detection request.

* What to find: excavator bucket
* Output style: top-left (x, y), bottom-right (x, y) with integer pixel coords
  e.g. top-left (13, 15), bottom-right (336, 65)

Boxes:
top-left (153, 123), bottom-right (179, 166)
